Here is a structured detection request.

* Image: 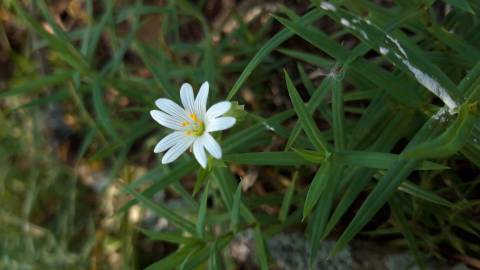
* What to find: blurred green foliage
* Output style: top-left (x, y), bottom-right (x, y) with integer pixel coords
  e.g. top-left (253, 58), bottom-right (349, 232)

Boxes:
top-left (1, 0), bottom-right (480, 269)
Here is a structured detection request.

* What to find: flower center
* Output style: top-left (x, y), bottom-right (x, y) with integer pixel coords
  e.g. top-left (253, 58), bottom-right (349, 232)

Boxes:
top-left (183, 113), bottom-right (205, 137)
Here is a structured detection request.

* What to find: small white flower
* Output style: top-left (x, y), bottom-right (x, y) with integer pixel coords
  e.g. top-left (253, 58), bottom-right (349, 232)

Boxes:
top-left (150, 81), bottom-right (236, 168)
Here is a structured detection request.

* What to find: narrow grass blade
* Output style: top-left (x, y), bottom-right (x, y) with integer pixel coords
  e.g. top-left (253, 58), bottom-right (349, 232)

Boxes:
top-left (1, 71), bottom-right (74, 98)
top-left (285, 75), bottom-right (333, 150)
top-left (279, 171), bottom-right (298, 222)
top-left (223, 151), bottom-right (313, 166)
top-left (444, 0), bottom-right (475, 13)
top-left (331, 74), bottom-right (346, 150)
top-left (145, 243), bottom-right (203, 270)
top-left (274, 14), bottom-right (424, 108)
top-left (330, 116), bottom-right (445, 255)
top-left (292, 148), bottom-right (327, 163)
top-left (226, 9), bottom-right (324, 100)
top-left (404, 106), bottom-right (476, 159)
top-left (334, 151), bottom-right (449, 170)
top-left (398, 181), bottom-right (454, 208)
top-left (196, 181), bottom-right (210, 239)
top-left (303, 162), bottom-right (332, 219)
top-left (92, 81), bottom-right (121, 143)
top-left (137, 228), bottom-right (198, 245)
top-left (308, 164), bottom-right (341, 265)
top-left (122, 184), bottom-right (196, 234)
top-left (284, 70), bottom-right (330, 153)
top-left (119, 161), bottom-right (197, 212)
top-left (208, 241), bottom-right (222, 270)
top-left (390, 196), bottom-right (427, 269)
top-left (254, 225), bottom-right (269, 270)
top-left (230, 182), bottom-right (242, 232)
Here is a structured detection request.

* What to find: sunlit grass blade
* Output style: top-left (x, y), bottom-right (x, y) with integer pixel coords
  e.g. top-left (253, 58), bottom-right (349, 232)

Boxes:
top-left (404, 106), bottom-right (476, 159)
top-left (323, 6), bottom-right (460, 109)
top-left (274, 13), bottom-right (428, 107)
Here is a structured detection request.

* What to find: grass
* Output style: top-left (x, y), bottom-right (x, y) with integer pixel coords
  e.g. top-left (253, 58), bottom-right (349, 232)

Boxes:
top-left (1, 0), bottom-right (480, 269)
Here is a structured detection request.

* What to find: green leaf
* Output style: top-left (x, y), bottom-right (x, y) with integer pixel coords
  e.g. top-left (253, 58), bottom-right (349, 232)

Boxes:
top-left (274, 14), bottom-right (424, 108)
top-left (92, 81), bottom-right (121, 143)
top-left (226, 9), bottom-right (324, 100)
top-left (279, 171), bottom-right (298, 222)
top-left (323, 7), bottom-right (460, 109)
top-left (398, 181), bottom-right (454, 208)
top-left (208, 241), bottom-right (222, 270)
top-left (334, 151), bottom-right (450, 170)
top-left (404, 105), bottom-right (477, 159)
top-left (137, 228), bottom-right (198, 245)
top-left (122, 184), bottom-right (196, 235)
top-left (389, 196), bottom-right (427, 269)
top-left (254, 226), bottom-right (269, 270)
top-left (230, 182), bottom-right (242, 232)
top-left (443, 0), bottom-right (475, 13)
top-left (308, 164), bottom-right (340, 265)
top-left (223, 151), bottom-right (314, 166)
top-left (292, 148), bottom-right (327, 163)
top-left (284, 70), bottom-right (330, 153)
top-left (0, 71), bottom-right (74, 98)
top-left (196, 181), bottom-right (210, 239)
top-left (119, 161), bottom-right (197, 212)
top-left (303, 162), bottom-right (332, 219)
top-left (193, 168), bottom-right (209, 196)
top-left (285, 75), bottom-right (333, 150)
top-left (145, 243), bottom-right (203, 270)
top-left (331, 74), bottom-right (346, 150)
top-left (331, 116), bottom-right (445, 255)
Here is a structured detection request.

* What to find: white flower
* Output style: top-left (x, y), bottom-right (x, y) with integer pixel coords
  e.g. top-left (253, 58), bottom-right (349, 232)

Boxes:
top-left (150, 81), bottom-right (236, 168)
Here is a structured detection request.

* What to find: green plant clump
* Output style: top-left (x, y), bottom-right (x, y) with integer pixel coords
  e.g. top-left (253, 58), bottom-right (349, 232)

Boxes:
top-left (1, 0), bottom-right (480, 269)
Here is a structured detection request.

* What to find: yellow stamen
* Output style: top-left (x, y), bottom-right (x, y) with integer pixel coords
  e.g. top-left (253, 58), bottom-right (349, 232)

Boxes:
top-left (184, 113), bottom-right (205, 137)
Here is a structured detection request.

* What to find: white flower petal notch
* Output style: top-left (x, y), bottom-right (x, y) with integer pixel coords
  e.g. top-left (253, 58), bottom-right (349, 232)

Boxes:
top-left (150, 81), bottom-right (235, 168)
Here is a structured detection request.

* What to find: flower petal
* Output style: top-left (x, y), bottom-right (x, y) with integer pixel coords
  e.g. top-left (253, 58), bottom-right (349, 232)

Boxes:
top-left (206, 101), bottom-right (231, 120)
top-left (180, 83), bottom-right (195, 113)
top-left (154, 131), bottom-right (185, 153)
top-left (161, 136), bottom-right (194, 164)
top-left (194, 81), bottom-right (209, 118)
top-left (199, 133), bottom-right (222, 159)
top-left (206, 117), bottom-right (236, 132)
top-left (192, 139), bottom-right (207, 168)
top-left (150, 110), bottom-right (185, 130)
top-left (155, 98), bottom-right (190, 122)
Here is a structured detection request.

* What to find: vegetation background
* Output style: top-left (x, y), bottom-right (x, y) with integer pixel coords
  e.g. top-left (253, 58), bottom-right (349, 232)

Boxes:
top-left (1, 0), bottom-right (480, 269)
